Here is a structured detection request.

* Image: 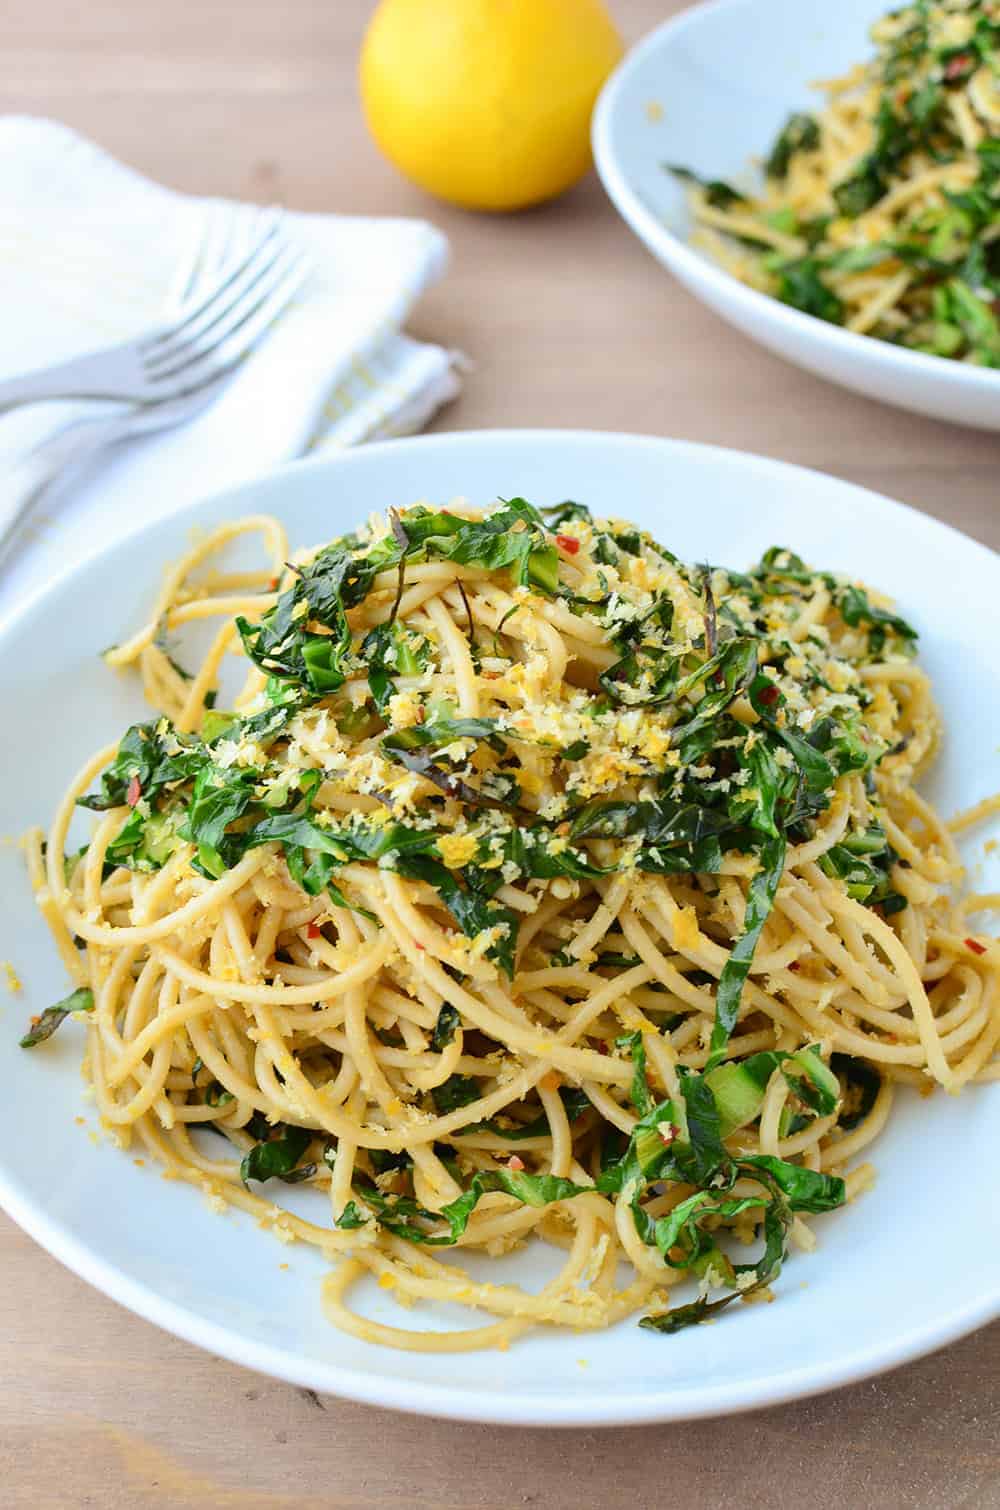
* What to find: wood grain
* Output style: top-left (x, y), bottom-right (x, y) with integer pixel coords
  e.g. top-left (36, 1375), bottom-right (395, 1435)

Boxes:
top-left (3, 1), bottom-right (999, 1505)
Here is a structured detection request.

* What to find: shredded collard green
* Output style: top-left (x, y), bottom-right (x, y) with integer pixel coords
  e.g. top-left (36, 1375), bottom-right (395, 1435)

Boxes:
top-left (19, 987), bottom-right (94, 1048)
top-left (66, 508), bottom-right (908, 1027)
top-left (328, 1036), bottom-right (845, 1329)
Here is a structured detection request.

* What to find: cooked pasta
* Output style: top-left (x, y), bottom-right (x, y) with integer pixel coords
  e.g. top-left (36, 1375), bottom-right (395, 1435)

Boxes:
top-left (22, 498), bottom-right (1000, 1351)
top-left (675, 0), bottom-right (1000, 363)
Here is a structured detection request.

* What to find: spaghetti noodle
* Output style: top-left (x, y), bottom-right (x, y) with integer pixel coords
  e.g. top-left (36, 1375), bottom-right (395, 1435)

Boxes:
top-left (23, 498), bottom-right (1000, 1350)
top-left (675, 1), bottom-right (1000, 363)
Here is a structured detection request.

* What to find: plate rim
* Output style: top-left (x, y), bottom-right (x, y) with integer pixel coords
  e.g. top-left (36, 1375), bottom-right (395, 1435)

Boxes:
top-left (2, 426), bottom-right (998, 1427)
top-left (591, 0), bottom-right (1000, 397)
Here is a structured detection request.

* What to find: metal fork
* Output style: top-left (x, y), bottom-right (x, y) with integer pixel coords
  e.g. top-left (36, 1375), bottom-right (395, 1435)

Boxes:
top-left (0, 207), bottom-right (311, 413)
top-left (0, 204), bottom-right (313, 567)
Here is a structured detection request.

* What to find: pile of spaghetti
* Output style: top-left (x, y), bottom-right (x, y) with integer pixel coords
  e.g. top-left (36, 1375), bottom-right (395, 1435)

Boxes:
top-left (675, 0), bottom-right (1000, 362)
top-left (24, 498), bottom-right (1000, 1352)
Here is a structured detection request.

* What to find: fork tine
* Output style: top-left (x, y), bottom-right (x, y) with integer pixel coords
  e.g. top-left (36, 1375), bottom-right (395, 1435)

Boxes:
top-left (166, 207), bottom-right (210, 314)
top-left (145, 240), bottom-right (310, 383)
top-left (162, 200), bottom-right (234, 321)
top-left (215, 203), bottom-right (257, 278)
top-left (146, 248), bottom-right (312, 394)
top-left (141, 208), bottom-right (282, 350)
top-left (197, 201), bottom-right (238, 288)
top-left (209, 248), bottom-right (313, 356)
top-left (205, 201), bottom-right (251, 286)
top-left (145, 227), bottom-right (293, 377)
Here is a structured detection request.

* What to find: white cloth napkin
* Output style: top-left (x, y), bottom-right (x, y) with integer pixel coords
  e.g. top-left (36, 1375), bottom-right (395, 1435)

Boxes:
top-left (0, 116), bottom-right (460, 616)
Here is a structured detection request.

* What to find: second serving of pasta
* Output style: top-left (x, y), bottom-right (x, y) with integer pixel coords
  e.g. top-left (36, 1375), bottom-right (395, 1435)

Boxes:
top-left (677, 0), bottom-right (1000, 364)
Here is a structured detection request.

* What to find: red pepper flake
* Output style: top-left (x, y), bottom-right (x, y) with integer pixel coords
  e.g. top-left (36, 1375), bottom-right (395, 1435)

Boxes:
top-left (268, 576), bottom-right (279, 591)
top-left (758, 684), bottom-right (780, 706)
top-left (966, 937), bottom-right (987, 956)
top-left (507, 1155), bottom-right (525, 1172)
top-left (125, 775), bottom-right (142, 808)
top-left (944, 52), bottom-right (973, 81)
top-left (415, 942), bottom-right (425, 951)
top-left (307, 921), bottom-right (322, 939)
top-left (788, 960), bottom-right (800, 972)
top-left (657, 1122), bottom-right (678, 1146)
top-left (555, 534), bottom-right (580, 555)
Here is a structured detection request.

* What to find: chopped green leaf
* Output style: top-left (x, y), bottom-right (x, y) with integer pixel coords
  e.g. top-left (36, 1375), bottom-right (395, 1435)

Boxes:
top-left (766, 113), bottom-right (820, 179)
top-left (431, 1004), bottom-right (460, 1052)
top-left (240, 1123), bottom-right (313, 1186)
top-left (20, 987), bottom-right (94, 1048)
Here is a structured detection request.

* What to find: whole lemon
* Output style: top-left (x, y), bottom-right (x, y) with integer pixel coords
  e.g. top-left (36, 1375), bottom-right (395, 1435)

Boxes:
top-left (359, 0), bottom-right (624, 212)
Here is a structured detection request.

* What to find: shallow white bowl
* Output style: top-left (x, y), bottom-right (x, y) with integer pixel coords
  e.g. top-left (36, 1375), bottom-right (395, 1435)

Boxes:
top-left (592, 0), bottom-right (1000, 430)
top-left (1, 430), bottom-right (998, 1426)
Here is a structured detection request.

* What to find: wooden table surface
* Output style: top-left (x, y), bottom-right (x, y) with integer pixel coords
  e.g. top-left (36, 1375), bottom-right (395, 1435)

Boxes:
top-left (5, 1), bottom-right (1000, 1505)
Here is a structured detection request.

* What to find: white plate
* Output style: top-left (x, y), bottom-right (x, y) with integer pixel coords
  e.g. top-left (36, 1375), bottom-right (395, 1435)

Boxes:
top-left (1, 430), bottom-right (998, 1426)
top-left (592, 0), bottom-right (1000, 431)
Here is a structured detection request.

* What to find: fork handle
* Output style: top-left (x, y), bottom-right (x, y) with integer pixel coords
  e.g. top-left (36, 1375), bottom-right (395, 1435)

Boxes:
top-left (0, 451), bottom-right (66, 570)
top-left (0, 346), bottom-right (135, 415)
top-left (0, 417), bottom-right (121, 570)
